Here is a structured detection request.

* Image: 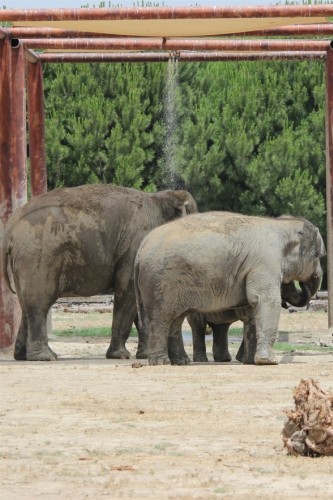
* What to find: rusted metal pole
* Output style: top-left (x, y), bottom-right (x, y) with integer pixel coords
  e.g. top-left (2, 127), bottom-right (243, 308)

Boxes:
top-left (8, 24), bottom-right (333, 39)
top-left (23, 37), bottom-right (330, 52)
top-left (231, 24), bottom-right (333, 37)
top-left (10, 40), bottom-right (27, 211)
top-left (1, 5), bottom-right (333, 21)
top-left (325, 46), bottom-right (333, 330)
top-left (39, 51), bottom-right (171, 63)
top-left (0, 36), bottom-right (20, 349)
top-left (24, 48), bottom-right (39, 63)
top-left (9, 27), bottom-right (123, 38)
top-left (24, 37), bottom-right (164, 51)
top-left (26, 59), bottom-right (47, 196)
top-left (38, 50), bottom-right (327, 64)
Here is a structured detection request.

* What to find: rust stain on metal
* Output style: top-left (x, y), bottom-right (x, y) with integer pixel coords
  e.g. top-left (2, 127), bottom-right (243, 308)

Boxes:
top-left (325, 48), bottom-right (333, 328)
top-left (0, 36), bottom-right (22, 349)
top-left (37, 50), bottom-right (326, 64)
top-left (26, 59), bottom-right (47, 197)
top-left (1, 6), bottom-right (333, 21)
top-left (22, 37), bottom-right (330, 52)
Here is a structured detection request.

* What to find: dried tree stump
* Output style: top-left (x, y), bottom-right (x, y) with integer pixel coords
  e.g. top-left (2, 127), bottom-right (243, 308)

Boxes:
top-left (282, 378), bottom-right (333, 456)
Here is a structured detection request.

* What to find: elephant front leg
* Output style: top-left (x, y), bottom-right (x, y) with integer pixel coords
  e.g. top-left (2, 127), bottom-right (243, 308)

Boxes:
top-left (236, 321), bottom-right (257, 364)
top-left (187, 313), bottom-right (208, 362)
top-left (246, 276), bottom-right (281, 365)
top-left (212, 323), bottom-right (232, 362)
top-left (253, 303), bottom-right (280, 365)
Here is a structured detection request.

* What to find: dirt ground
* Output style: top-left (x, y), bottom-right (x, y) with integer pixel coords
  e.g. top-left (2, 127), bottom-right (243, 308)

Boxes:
top-left (1, 309), bottom-right (333, 499)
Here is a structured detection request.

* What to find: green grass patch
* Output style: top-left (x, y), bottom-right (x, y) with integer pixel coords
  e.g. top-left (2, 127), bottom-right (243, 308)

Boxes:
top-left (228, 327), bottom-right (243, 337)
top-left (273, 342), bottom-right (333, 353)
top-left (53, 326), bottom-right (137, 338)
top-left (53, 325), bottom-right (333, 354)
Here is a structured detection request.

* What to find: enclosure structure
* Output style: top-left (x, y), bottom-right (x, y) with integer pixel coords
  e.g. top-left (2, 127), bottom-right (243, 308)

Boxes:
top-left (0, 6), bottom-right (333, 348)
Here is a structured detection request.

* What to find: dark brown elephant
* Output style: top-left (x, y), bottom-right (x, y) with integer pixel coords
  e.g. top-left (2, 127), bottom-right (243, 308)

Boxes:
top-left (2, 184), bottom-right (197, 361)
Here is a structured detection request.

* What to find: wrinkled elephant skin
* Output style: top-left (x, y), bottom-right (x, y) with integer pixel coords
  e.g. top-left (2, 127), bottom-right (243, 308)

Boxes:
top-left (135, 212), bottom-right (325, 366)
top-left (2, 184), bottom-right (197, 361)
top-left (189, 279), bottom-right (320, 364)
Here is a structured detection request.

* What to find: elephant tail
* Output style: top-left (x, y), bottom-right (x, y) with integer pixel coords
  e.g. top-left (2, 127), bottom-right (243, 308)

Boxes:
top-left (1, 234), bottom-right (16, 295)
top-left (133, 253), bottom-right (145, 332)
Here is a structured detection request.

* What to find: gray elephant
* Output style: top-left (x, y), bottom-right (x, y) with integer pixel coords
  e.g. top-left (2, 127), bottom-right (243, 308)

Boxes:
top-left (2, 184), bottom-right (197, 361)
top-left (189, 281), bottom-right (314, 363)
top-left (134, 211), bottom-right (325, 365)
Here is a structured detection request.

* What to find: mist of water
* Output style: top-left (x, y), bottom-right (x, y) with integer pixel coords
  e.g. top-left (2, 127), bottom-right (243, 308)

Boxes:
top-left (162, 56), bottom-right (179, 189)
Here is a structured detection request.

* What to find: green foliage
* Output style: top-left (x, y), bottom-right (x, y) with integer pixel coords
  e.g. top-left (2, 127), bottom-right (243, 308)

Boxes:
top-left (44, 62), bottom-right (166, 190)
top-left (43, 58), bottom-right (327, 243)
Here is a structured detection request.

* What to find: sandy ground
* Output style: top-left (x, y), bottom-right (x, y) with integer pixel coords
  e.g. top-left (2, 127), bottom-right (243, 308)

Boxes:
top-left (1, 309), bottom-right (333, 499)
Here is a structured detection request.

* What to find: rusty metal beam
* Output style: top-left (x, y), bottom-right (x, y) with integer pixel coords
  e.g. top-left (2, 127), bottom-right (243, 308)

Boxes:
top-left (38, 50), bottom-right (327, 64)
top-left (8, 27), bottom-right (123, 38)
top-left (326, 46), bottom-right (333, 330)
top-left (24, 48), bottom-right (40, 63)
top-left (39, 52), bottom-right (171, 63)
top-left (2, 5), bottom-right (333, 21)
top-left (7, 24), bottom-right (333, 40)
top-left (23, 37), bottom-right (330, 52)
top-left (177, 51), bottom-right (326, 62)
top-left (231, 23), bottom-right (333, 37)
top-left (26, 59), bottom-right (47, 196)
top-left (0, 36), bottom-right (21, 349)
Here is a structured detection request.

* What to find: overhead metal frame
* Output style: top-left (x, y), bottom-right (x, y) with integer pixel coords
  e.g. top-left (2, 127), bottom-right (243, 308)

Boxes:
top-left (0, 6), bottom-right (332, 349)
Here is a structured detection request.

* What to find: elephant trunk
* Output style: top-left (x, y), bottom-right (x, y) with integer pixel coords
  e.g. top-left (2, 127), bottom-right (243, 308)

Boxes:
top-left (281, 276), bottom-right (320, 308)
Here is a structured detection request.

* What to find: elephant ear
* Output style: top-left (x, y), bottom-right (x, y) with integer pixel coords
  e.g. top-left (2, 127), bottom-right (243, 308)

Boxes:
top-left (283, 238), bottom-right (300, 258)
top-left (316, 228), bottom-right (326, 258)
top-left (175, 200), bottom-right (189, 217)
top-left (150, 189), bottom-right (197, 222)
top-left (173, 190), bottom-right (197, 217)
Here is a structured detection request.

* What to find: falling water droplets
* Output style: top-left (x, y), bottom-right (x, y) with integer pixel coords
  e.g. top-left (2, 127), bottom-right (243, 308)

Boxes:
top-left (163, 56), bottom-right (180, 189)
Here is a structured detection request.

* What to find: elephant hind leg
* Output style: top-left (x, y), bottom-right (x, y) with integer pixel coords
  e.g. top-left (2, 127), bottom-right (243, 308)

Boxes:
top-left (14, 313), bottom-right (28, 360)
top-left (168, 317), bottom-right (190, 365)
top-left (106, 267), bottom-right (137, 360)
top-left (147, 318), bottom-right (171, 366)
top-left (26, 307), bottom-right (57, 361)
top-left (14, 266), bottom-right (58, 361)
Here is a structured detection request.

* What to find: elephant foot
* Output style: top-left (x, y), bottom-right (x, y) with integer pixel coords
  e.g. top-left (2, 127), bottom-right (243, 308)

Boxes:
top-left (14, 345), bottom-right (27, 360)
top-left (193, 354), bottom-right (208, 362)
top-left (236, 351), bottom-right (255, 364)
top-left (136, 349), bottom-right (148, 359)
top-left (242, 357), bottom-right (255, 365)
top-left (106, 346), bottom-right (130, 359)
top-left (254, 347), bottom-right (278, 365)
top-left (213, 352), bottom-right (232, 362)
top-left (148, 354), bottom-right (171, 365)
top-left (26, 346), bottom-right (57, 361)
top-left (235, 353), bottom-right (243, 363)
top-left (170, 355), bottom-right (191, 366)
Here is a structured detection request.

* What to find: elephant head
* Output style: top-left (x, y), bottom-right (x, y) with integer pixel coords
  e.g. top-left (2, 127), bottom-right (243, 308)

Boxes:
top-left (281, 276), bottom-right (321, 309)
